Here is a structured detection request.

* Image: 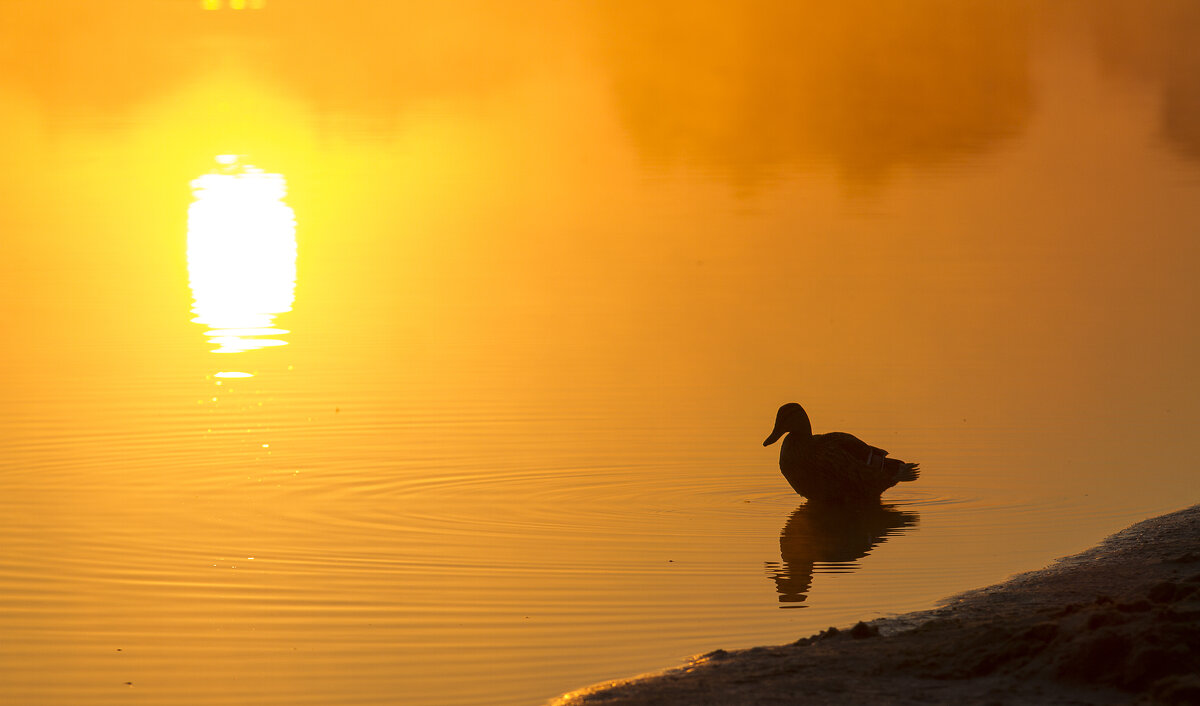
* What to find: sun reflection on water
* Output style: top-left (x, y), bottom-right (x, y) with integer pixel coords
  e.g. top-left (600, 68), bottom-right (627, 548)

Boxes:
top-left (201, 0), bottom-right (267, 10)
top-left (187, 156), bottom-right (296, 364)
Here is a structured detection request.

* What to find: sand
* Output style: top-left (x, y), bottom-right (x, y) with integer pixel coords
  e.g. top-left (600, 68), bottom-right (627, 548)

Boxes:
top-left (552, 505), bottom-right (1200, 705)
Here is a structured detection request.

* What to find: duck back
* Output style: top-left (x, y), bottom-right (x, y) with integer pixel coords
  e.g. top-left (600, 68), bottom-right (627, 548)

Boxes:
top-left (780, 432), bottom-right (917, 504)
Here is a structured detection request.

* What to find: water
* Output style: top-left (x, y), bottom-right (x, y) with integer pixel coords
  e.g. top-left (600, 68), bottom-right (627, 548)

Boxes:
top-left (2, 1), bottom-right (1199, 704)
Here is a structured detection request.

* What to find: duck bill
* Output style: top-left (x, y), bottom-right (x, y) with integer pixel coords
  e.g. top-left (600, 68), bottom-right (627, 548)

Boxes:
top-left (763, 428), bottom-right (784, 446)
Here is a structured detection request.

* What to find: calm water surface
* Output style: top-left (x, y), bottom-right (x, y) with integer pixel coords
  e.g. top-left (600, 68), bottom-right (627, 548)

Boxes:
top-left (2, 2), bottom-right (1199, 704)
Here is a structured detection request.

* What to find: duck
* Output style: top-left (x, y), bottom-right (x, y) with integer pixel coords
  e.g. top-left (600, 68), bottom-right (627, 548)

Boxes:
top-left (763, 402), bottom-right (919, 504)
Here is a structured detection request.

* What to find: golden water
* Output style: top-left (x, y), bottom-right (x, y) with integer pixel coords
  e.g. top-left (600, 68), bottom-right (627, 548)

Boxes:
top-left (1, 2), bottom-right (1198, 704)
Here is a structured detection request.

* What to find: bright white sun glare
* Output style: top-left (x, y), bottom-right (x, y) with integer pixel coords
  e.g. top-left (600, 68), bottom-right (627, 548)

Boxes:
top-left (188, 156), bottom-right (297, 355)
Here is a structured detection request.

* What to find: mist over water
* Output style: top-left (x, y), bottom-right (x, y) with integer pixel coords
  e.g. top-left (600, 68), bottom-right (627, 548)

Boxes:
top-left (1, 2), bottom-right (1198, 704)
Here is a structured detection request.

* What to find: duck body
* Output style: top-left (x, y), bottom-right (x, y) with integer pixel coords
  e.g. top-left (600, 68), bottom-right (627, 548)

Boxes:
top-left (764, 402), bottom-right (919, 504)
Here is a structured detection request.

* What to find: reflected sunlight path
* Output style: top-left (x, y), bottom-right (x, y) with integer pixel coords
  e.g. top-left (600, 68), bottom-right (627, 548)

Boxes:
top-left (187, 155), bottom-right (297, 371)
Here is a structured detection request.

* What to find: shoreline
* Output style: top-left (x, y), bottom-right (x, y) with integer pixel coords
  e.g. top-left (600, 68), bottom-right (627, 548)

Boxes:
top-left (552, 505), bottom-right (1200, 705)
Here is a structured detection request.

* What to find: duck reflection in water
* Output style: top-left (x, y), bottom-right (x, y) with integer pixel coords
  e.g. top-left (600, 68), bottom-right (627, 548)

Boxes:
top-left (767, 502), bottom-right (919, 606)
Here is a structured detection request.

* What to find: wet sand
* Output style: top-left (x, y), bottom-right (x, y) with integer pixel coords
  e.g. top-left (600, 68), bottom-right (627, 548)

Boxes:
top-left (553, 505), bottom-right (1200, 705)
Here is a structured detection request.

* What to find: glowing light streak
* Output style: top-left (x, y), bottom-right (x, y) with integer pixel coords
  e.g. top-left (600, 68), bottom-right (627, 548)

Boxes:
top-left (201, 0), bottom-right (266, 10)
top-left (187, 156), bottom-right (296, 355)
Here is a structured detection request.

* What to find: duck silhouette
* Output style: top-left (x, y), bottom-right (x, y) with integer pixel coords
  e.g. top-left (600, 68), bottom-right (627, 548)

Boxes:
top-left (763, 402), bottom-right (920, 504)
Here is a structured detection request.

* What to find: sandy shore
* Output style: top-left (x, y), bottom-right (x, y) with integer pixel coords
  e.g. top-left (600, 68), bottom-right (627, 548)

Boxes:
top-left (552, 505), bottom-right (1200, 705)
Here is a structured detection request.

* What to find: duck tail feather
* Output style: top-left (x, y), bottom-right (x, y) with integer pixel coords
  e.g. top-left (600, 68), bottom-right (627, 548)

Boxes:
top-left (897, 462), bottom-right (920, 483)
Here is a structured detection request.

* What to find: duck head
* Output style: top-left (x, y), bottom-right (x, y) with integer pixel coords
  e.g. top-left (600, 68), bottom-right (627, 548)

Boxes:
top-left (763, 402), bottom-right (813, 446)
